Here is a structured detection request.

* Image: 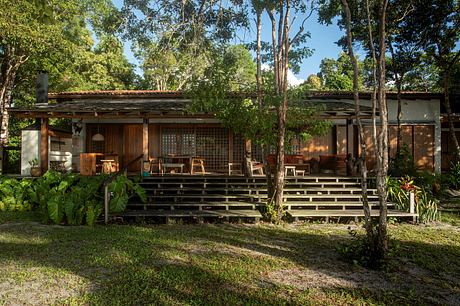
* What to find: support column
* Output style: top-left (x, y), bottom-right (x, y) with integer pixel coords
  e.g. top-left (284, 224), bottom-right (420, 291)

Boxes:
top-left (40, 118), bottom-right (49, 172)
top-left (143, 118), bottom-right (149, 160)
top-left (347, 119), bottom-right (354, 156)
top-left (228, 130), bottom-right (234, 163)
top-left (244, 139), bottom-right (252, 176)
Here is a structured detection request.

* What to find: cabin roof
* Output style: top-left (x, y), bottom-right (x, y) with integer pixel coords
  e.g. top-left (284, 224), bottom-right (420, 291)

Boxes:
top-left (10, 90), bottom-right (439, 119)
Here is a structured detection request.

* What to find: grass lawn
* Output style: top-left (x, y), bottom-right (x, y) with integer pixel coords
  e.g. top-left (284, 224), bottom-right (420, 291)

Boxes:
top-left (0, 214), bottom-right (459, 305)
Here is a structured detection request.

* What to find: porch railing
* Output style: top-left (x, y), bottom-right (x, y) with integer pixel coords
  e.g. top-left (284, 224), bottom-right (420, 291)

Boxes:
top-left (103, 154), bottom-right (144, 224)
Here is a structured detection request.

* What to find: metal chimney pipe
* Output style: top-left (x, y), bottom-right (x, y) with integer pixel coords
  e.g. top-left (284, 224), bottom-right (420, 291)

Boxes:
top-left (36, 71), bottom-right (48, 104)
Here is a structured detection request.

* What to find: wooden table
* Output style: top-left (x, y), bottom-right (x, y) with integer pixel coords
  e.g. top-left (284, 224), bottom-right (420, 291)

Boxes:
top-left (162, 163), bottom-right (185, 174)
top-left (101, 159), bottom-right (115, 174)
top-left (160, 155), bottom-right (193, 173)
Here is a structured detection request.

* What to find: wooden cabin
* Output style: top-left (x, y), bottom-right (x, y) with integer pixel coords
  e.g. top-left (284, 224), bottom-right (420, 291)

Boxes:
top-left (9, 90), bottom-right (442, 175)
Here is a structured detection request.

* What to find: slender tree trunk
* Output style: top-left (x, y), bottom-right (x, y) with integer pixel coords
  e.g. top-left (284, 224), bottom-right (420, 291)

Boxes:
top-left (254, 10), bottom-right (274, 197)
top-left (388, 42), bottom-right (403, 155)
top-left (443, 71), bottom-right (460, 162)
top-left (267, 10), bottom-right (279, 93)
top-left (341, 0), bottom-right (373, 247)
top-left (396, 81), bottom-right (402, 155)
top-left (376, 0), bottom-right (389, 260)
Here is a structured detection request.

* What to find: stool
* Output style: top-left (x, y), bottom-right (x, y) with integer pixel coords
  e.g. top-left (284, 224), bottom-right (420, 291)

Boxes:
top-left (191, 158), bottom-right (205, 174)
top-left (228, 162), bottom-right (242, 175)
top-left (285, 166), bottom-right (296, 176)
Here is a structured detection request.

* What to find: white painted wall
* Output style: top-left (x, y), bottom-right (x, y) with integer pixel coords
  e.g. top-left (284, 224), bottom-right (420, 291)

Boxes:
top-left (21, 130), bottom-right (73, 175)
top-left (21, 130), bottom-right (40, 175)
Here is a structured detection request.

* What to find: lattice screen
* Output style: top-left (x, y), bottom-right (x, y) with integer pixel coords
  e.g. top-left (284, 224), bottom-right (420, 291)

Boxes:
top-left (196, 127), bottom-right (229, 172)
top-left (161, 127), bottom-right (196, 156)
top-left (232, 133), bottom-right (245, 165)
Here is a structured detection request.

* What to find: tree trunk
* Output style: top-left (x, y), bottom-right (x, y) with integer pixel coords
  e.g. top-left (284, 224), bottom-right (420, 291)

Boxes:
top-left (376, 0), bottom-right (389, 261)
top-left (396, 81), bottom-right (402, 155)
top-left (443, 71), bottom-right (460, 162)
top-left (341, 0), bottom-right (373, 246)
top-left (271, 0), bottom-right (291, 223)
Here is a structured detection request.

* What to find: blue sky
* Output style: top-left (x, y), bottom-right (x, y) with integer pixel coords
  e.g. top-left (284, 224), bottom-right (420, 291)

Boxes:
top-left (113, 1), bottom-right (344, 83)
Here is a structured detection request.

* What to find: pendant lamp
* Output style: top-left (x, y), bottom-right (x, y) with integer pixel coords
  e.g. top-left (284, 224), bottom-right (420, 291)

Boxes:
top-left (92, 124), bottom-right (104, 141)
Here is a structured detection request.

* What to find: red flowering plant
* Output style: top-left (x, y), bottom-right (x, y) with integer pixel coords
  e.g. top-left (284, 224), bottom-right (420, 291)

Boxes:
top-left (399, 176), bottom-right (417, 192)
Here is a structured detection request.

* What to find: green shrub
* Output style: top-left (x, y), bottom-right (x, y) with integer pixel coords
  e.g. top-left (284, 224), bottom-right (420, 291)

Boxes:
top-left (443, 162), bottom-right (460, 190)
top-left (387, 176), bottom-right (438, 223)
top-left (0, 178), bottom-right (34, 212)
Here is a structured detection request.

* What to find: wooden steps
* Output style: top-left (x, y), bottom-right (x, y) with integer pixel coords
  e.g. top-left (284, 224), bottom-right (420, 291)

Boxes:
top-left (120, 209), bottom-right (262, 221)
top-left (120, 175), bottom-right (414, 222)
top-left (287, 209), bottom-right (417, 222)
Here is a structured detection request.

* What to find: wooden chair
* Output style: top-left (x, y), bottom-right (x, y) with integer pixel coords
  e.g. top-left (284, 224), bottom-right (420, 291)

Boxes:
top-left (191, 157), bottom-right (205, 174)
top-left (251, 161), bottom-right (264, 176)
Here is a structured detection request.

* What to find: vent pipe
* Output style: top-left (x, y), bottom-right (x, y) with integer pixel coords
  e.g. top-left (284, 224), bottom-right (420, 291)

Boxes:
top-left (36, 71), bottom-right (48, 104)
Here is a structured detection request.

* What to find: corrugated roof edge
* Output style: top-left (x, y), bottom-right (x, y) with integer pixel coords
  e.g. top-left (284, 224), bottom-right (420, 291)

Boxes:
top-left (48, 90), bottom-right (443, 100)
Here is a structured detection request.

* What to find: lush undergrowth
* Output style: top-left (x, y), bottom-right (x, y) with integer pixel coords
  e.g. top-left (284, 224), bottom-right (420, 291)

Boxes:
top-left (0, 171), bottom-right (146, 225)
top-left (0, 215), bottom-right (459, 305)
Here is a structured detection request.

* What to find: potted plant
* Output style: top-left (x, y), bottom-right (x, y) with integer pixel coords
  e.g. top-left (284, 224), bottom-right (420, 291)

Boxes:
top-left (29, 158), bottom-right (42, 177)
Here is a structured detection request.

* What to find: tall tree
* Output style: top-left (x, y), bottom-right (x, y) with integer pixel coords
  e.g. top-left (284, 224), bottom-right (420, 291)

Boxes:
top-left (319, 0), bottom-right (391, 264)
top-left (402, 0), bottom-right (460, 161)
top-left (340, 0), bottom-right (373, 254)
top-left (0, 0), bottom-right (120, 145)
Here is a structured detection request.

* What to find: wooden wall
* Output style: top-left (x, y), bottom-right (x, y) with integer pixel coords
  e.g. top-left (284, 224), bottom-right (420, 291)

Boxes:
top-left (299, 129), bottom-right (335, 160)
top-left (363, 125), bottom-right (434, 171)
top-left (86, 123), bottom-right (142, 171)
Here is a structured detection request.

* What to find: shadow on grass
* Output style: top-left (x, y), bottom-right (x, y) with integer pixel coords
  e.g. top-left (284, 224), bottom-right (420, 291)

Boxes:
top-left (0, 222), bottom-right (459, 305)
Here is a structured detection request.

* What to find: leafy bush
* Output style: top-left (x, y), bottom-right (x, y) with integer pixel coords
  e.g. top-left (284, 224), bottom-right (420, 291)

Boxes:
top-left (336, 226), bottom-right (399, 269)
top-left (0, 178), bottom-right (34, 212)
top-left (0, 171), bottom-right (147, 226)
top-left (443, 162), bottom-right (460, 190)
top-left (387, 176), bottom-right (439, 223)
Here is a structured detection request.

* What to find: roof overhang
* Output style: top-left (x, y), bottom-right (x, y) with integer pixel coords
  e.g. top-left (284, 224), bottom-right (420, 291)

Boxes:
top-left (11, 89), bottom-right (437, 119)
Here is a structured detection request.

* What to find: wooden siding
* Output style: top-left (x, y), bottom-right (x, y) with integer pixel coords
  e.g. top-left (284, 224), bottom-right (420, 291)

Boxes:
top-left (363, 125), bottom-right (434, 171)
top-left (124, 124), bottom-right (143, 171)
top-left (299, 129), bottom-right (335, 160)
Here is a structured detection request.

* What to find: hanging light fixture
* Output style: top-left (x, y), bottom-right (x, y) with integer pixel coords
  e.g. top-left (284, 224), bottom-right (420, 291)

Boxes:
top-left (92, 123), bottom-right (104, 142)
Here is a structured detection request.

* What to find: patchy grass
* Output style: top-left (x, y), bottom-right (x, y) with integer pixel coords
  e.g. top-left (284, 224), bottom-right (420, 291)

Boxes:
top-left (0, 214), bottom-right (459, 305)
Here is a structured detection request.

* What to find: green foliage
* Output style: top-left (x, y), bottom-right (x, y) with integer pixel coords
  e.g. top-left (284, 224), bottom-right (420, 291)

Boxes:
top-left (108, 175), bottom-right (147, 213)
top-left (0, 172), bottom-right (146, 225)
top-left (387, 176), bottom-right (439, 223)
top-left (336, 226), bottom-right (396, 269)
top-left (444, 162), bottom-right (460, 190)
top-left (389, 144), bottom-right (417, 177)
top-left (0, 178), bottom-right (33, 212)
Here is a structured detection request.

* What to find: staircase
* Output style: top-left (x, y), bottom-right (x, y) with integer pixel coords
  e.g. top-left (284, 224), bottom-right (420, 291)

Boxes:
top-left (122, 175), bottom-right (416, 222)
top-left (124, 176), bottom-right (267, 221)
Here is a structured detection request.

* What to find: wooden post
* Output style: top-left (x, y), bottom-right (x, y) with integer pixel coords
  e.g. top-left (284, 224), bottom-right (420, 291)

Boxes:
top-left (409, 191), bottom-right (417, 223)
top-left (143, 118), bottom-right (149, 161)
top-left (104, 184), bottom-right (109, 224)
top-left (244, 139), bottom-right (252, 176)
top-left (228, 130), bottom-right (234, 163)
top-left (40, 118), bottom-right (49, 172)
